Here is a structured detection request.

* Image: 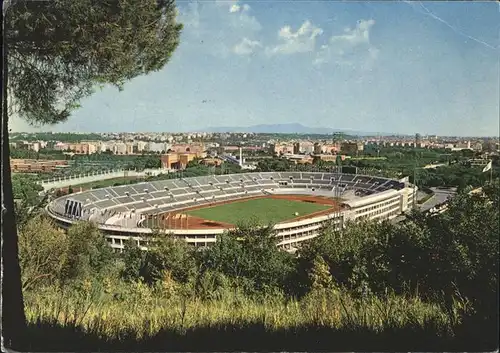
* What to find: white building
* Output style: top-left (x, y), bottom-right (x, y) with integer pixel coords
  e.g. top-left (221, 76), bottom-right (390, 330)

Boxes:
top-left (113, 142), bottom-right (127, 155)
top-left (136, 141), bottom-right (148, 152)
top-left (147, 142), bottom-right (168, 153)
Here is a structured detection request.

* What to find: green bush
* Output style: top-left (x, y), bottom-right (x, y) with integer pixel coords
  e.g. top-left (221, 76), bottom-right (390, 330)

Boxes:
top-left (12, 174), bottom-right (44, 206)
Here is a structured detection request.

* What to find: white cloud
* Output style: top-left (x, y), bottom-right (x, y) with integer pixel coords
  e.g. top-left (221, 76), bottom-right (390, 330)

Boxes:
top-left (229, 2), bottom-right (250, 13)
top-left (178, 0), bottom-right (261, 57)
top-left (227, 2), bottom-right (260, 32)
top-left (229, 4), bottom-right (240, 13)
top-left (178, 3), bottom-right (376, 65)
top-left (314, 19), bottom-right (378, 68)
top-left (330, 19), bottom-right (375, 46)
top-left (267, 20), bottom-right (323, 55)
top-left (233, 37), bottom-right (262, 55)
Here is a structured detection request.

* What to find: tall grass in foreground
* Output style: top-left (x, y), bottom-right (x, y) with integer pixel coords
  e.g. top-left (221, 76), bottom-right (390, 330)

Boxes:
top-left (24, 281), bottom-right (454, 341)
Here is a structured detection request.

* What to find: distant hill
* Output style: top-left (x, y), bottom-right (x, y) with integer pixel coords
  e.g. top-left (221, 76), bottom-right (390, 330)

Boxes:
top-left (201, 123), bottom-right (391, 136)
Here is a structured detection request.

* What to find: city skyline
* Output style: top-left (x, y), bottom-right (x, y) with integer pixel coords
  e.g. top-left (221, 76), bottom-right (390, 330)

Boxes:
top-left (10, 1), bottom-right (500, 137)
top-left (10, 126), bottom-right (499, 139)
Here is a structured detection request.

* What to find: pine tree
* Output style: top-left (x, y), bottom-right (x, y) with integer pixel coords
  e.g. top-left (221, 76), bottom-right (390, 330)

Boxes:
top-left (2, 1), bottom-right (182, 348)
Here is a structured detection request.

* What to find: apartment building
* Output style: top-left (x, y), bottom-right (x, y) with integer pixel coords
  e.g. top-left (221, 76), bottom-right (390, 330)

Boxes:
top-left (341, 142), bottom-right (364, 155)
top-left (161, 152), bottom-right (202, 170)
top-left (66, 143), bottom-right (97, 154)
top-left (53, 142), bottom-right (69, 151)
top-left (98, 141), bottom-right (108, 153)
top-left (147, 142), bottom-right (169, 153)
top-left (136, 141), bottom-right (148, 153)
top-left (112, 143), bottom-right (124, 155)
top-left (313, 143), bottom-right (322, 154)
top-left (200, 157), bottom-right (224, 166)
top-left (292, 141), bottom-right (315, 154)
top-left (321, 143), bottom-right (341, 154)
top-left (472, 142), bottom-right (483, 152)
top-left (455, 141), bottom-right (471, 150)
top-left (11, 159), bottom-right (69, 173)
top-left (483, 141), bottom-right (500, 152)
top-left (170, 142), bottom-right (205, 155)
top-left (301, 141), bottom-right (315, 154)
top-left (10, 141), bottom-right (48, 152)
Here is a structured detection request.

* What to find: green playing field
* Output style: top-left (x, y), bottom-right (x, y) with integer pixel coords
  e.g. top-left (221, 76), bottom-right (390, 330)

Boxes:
top-left (184, 197), bottom-right (332, 225)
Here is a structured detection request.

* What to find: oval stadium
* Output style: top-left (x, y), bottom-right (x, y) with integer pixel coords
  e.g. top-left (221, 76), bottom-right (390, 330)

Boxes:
top-left (46, 172), bottom-right (417, 252)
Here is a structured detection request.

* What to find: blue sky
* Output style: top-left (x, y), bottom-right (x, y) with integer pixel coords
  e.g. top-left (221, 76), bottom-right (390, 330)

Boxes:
top-left (11, 1), bottom-right (500, 136)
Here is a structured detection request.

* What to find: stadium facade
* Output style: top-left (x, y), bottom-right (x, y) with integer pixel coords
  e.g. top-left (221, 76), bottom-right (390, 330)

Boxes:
top-left (46, 172), bottom-right (417, 252)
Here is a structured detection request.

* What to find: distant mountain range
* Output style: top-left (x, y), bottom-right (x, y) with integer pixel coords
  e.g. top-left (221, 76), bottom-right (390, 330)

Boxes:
top-left (201, 123), bottom-right (396, 136)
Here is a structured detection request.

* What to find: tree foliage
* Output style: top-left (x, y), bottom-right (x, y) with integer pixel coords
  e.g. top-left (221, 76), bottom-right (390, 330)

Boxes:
top-left (11, 174), bottom-right (44, 206)
top-left (10, 132), bottom-right (106, 142)
top-left (6, 0), bottom-right (183, 125)
top-left (142, 235), bottom-right (197, 284)
top-left (121, 239), bottom-right (147, 282)
top-left (197, 223), bottom-right (295, 294)
top-left (121, 235), bottom-right (197, 285)
top-left (298, 181), bottom-right (499, 314)
top-left (18, 216), bottom-right (116, 290)
top-left (309, 256), bottom-right (333, 290)
top-left (62, 221), bottom-right (115, 282)
top-left (18, 215), bottom-right (70, 291)
top-left (256, 158), bottom-right (294, 172)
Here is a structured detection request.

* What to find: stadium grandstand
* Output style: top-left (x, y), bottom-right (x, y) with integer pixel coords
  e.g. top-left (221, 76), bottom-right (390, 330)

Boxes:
top-left (46, 172), bottom-right (417, 253)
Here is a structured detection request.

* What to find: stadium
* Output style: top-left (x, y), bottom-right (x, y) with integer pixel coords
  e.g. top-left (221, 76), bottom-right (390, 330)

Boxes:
top-left (46, 172), bottom-right (417, 252)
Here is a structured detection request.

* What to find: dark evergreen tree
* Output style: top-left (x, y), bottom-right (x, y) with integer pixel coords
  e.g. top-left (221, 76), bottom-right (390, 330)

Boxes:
top-left (2, 0), bottom-right (182, 348)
